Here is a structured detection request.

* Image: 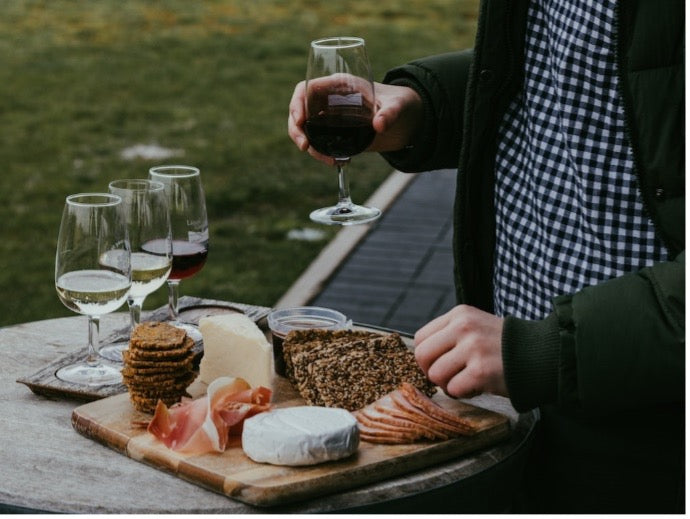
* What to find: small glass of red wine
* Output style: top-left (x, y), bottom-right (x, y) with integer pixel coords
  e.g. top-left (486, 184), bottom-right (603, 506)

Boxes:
top-left (304, 36), bottom-right (381, 225)
top-left (148, 165), bottom-right (209, 341)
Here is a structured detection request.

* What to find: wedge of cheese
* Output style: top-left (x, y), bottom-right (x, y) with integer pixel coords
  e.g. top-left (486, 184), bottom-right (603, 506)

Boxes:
top-left (198, 313), bottom-right (274, 390)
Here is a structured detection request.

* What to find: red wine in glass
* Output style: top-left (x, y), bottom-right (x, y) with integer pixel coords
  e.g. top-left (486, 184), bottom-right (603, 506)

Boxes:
top-left (170, 240), bottom-right (208, 280)
top-left (304, 37), bottom-right (381, 225)
top-left (305, 112), bottom-right (376, 159)
top-left (143, 238), bottom-right (208, 281)
top-left (148, 165), bottom-right (209, 340)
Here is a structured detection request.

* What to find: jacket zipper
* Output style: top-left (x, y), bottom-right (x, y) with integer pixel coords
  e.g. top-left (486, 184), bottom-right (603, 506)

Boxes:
top-left (612, 0), bottom-right (666, 252)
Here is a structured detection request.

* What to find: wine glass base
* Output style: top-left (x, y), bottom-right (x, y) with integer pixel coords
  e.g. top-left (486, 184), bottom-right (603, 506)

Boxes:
top-left (310, 203), bottom-right (381, 226)
top-left (55, 362), bottom-right (122, 386)
top-left (168, 320), bottom-right (203, 343)
top-left (99, 340), bottom-right (129, 363)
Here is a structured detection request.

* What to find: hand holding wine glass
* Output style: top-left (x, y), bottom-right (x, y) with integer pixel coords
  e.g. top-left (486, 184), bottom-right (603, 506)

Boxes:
top-left (99, 179), bottom-right (172, 362)
top-left (148, 165), bottom-right (209, 341)
top-left (304, 36), bottom-right (381, 225)
top-left (289, 80), bottom-right (425, 162)
top-left (54, 193), bottom-right (131, 386)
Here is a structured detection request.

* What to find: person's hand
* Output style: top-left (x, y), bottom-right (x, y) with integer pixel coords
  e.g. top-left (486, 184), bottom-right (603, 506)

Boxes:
top-left (414, 305), bottom-right (508, 399)
top-left (370, 82), bottom-right (424, 153)
top-left (288, 80), bottom-right (423, 164)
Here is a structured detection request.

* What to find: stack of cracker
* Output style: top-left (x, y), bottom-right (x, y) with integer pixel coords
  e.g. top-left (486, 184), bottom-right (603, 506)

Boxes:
top-left (121, 321), bottom-right (197, 413)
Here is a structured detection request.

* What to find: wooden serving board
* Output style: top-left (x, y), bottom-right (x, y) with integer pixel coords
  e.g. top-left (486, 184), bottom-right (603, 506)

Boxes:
top-left (72, 373), bottom-right (510, 508)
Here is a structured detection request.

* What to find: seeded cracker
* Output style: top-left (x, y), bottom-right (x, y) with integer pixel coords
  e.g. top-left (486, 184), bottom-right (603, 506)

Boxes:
top-left (129, 321), bottom-right (187, 349)
top-left (122, 321), bottom-right (197, 413)
top-left (122, 362), bottom-right (194, 374)
top-left (124, 342), bottom-right (194, 361)
top-left (121, 349), bottom-right (195, 369)
top-left (282, 329), bottom-right (436, 411)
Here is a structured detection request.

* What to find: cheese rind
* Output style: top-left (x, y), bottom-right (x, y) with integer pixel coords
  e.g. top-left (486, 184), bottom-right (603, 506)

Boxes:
top-left (241, 406), bottom-right (360, 466)
top-left (198, 314), bottom-right (274, 390)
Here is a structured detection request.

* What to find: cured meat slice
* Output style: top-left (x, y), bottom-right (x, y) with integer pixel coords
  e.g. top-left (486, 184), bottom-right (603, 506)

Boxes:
top-left (359, 432), bottom-right (416, 444)
top-left (373, 393), bottom-right (425, 423)
top-left (352, 383), bottom-right (478, 444)
top-left (146, 376), bottom-right (272, 455)
top-left (356, 409), bottom-right (426, 440)
top-left (389, 391), bottom-right (469, 437)
top-left (359, 406), bottom-right (444, 440)
top-left (400, 382), bottom-right (477, 435)
top-left (355, 419), bottom-right (421, 444)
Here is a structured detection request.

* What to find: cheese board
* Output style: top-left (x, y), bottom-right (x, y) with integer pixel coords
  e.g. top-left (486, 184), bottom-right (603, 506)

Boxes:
top-left (72, 329), bottom-right (511, 507)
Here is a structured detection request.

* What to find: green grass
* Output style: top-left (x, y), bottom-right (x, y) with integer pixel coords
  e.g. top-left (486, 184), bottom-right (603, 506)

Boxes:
top-left (0, 0), bottom-right (478, 327)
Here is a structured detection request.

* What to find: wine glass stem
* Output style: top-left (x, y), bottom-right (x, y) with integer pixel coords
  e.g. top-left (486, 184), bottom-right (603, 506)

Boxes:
top-left (86, 315), bottom-right (101, 367)
top-left (128, 298), bottom-right (143, 331)
top-left (336, 159), bottom-right (353, 207)
top-left (167, 279), bottom-right (181, 321)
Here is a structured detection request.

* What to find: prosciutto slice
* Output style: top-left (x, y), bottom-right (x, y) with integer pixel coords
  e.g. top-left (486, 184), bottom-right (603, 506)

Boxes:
top-left (353, 382), bottom-right (478, 444)
top-left (147, 376), bottom-right (272, 455)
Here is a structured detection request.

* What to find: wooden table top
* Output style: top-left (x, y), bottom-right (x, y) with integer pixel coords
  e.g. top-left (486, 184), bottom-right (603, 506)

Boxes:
top-left (1, 310), bottom-right (537, 514)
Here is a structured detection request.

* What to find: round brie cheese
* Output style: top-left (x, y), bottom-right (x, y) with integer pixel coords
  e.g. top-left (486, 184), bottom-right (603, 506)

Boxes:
top-left (241, 406), bottom-right (360, 466)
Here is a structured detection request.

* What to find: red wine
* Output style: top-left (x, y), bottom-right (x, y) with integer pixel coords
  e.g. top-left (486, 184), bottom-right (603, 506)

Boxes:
top-left (304, 113), bottom-right (375, 159)
top-left (143, 239), bottom-right (208, 281)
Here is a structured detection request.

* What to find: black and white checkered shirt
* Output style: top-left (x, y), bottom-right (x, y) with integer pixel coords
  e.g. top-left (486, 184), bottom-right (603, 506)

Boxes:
top-left (492, 0), bottom-right (668, 320)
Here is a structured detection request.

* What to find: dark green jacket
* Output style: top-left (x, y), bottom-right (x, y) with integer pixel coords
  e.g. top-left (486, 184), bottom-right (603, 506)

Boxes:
top-left (381, 0), bottom-right (684, 513)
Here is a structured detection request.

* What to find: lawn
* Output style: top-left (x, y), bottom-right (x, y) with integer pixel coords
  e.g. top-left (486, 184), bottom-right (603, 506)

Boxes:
top-left (0, 0), bottom-right (478, 327)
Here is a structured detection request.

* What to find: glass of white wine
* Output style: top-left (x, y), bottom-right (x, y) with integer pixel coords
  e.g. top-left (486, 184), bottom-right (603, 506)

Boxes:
top-left (55, 193), bottom-right (131, 386)
top-left (99, 180), bottom-right (172, 362)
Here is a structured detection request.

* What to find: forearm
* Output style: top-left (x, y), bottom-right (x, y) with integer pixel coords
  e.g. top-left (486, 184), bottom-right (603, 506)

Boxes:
top-left (503, 253), bottom-right (685, 413)
top-left (380, 50), bottom-right (473, 172)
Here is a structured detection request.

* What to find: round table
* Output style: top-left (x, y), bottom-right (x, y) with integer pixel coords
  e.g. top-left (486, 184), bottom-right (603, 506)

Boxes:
top-left (1, 312), bottom-right (537, 513)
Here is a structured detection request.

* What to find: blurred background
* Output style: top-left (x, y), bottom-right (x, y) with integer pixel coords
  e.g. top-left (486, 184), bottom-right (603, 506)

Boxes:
top-left (1, 0), bottom-right (478, 328)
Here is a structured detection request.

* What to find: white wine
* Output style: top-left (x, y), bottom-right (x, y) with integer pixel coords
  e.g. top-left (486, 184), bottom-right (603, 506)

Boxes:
top-left (56, 269), bottom-right (131, 316)
top-left (130, 252), bottom-right (172, 298)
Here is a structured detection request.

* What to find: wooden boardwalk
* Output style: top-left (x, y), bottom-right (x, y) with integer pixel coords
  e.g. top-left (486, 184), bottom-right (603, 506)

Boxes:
top-left (279, 169), bottom-right (458, 335)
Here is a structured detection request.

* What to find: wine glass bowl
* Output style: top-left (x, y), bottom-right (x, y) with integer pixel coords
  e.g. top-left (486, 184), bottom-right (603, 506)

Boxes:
top-left (54, 193), bottom-right (131, 386)
top-left (148, 165), bottom-right (209, 340)
top-left (304, 36), bottom-right (381, 225)
top-left (99, 179), bottom-right (172, 362)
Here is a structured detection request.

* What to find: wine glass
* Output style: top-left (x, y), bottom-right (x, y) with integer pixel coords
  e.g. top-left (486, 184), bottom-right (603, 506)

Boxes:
top-left (304, 36), bottom-right (381, 225)
top-left (148, 165), bottom-right (209, 341)
top-left (54, 193), bottom-right (131, 385)
top-left (99, 179), bottom-right (172, 362)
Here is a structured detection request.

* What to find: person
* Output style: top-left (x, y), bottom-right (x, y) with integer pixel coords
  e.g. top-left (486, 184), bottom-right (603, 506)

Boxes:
top-left (289, 0), bottom-right (685, 513)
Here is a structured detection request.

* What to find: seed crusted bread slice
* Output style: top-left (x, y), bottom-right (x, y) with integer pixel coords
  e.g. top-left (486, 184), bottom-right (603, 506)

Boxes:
top-left (283, 329), bottom-right (380, 386)
top-left (292, 337), bottom-right (382, 406)
top-left (283, 329), bottom-right (436, 411)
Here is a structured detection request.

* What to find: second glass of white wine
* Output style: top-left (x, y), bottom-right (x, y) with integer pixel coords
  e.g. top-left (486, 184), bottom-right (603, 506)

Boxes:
top-left (99, 179), bottom-right (172, 362)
